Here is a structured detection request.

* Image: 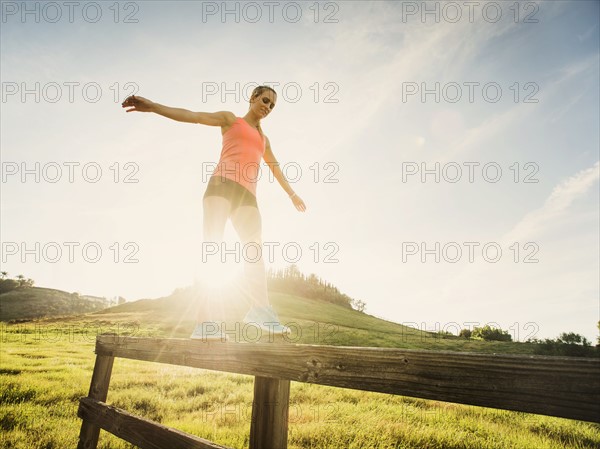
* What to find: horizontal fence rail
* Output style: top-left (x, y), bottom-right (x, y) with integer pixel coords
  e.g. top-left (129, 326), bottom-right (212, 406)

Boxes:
top-left (78, 334), bottom-right (600, 449)
top-left (79, 397), bottom-right (231, 449)
top-left (94, 334), bottom-right (600, 423)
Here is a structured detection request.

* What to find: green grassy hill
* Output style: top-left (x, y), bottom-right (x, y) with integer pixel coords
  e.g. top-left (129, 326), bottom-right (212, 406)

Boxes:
top-left (0, 283), bottom-right (588, 355)
top-left (0, 287), bottom-right (109, 322)
top-left (87, 287), bottom-right (538, 354)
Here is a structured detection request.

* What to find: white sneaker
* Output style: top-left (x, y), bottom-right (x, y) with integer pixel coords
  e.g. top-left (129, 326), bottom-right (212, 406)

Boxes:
top-left (189, 322), bottom-right (229, 342)
top-left (243, 305), bottom-right (290, 336)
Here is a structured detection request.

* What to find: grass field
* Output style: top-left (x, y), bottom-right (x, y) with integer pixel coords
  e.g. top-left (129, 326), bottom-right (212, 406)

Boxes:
top-left (1, 291), bottom-right (599, 449)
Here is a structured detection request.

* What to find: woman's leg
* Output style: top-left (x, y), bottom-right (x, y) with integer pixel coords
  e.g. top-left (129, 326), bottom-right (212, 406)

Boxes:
top-left (197, 195), bottom-right (231, 322)
top-left (203, 196), bottom-right (230, 242)
top-left (229, 205), bottom-right (269, 308)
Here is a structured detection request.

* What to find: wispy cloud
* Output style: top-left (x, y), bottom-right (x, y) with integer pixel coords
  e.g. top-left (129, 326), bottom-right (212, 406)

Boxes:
top-left (501, 161), bottom-right (600, 244)
top-left (578, 23), bottom-right (597, 42)
top-left (437, 160), bottom-right (599, 302)
top-left (318, 3), bottom-right (526, 158)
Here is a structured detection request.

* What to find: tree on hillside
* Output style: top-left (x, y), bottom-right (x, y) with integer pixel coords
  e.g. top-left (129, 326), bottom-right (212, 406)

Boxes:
top-left (471, 325), bottom-right (512, 342)
top-left (558, 332), bottom-right (590, 346)
top-left (0, 278), bottom-right (19, 294)
top-left (287, 264), bottom-right (301, 278)
top-left (15, 275), bottom-right (34, 288)
top-left (459, 328), bottom-right (472, 339)
top-left (0, 274), bottom-right (34, 293)
top-left (267, 265), bottom-right (363, 310)
top-left (351, 298), bottom-right (366, 312)
top-left (529, 331), bottom-right (597, 357)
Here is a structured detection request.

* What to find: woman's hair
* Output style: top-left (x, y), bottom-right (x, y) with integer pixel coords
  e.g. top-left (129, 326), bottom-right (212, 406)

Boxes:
top-left (249, 85), bottom-right (277, 139)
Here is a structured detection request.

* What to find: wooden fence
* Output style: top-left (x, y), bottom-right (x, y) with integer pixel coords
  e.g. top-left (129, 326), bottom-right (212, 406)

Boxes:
top-left (77, 334), bottom-right (600, 449)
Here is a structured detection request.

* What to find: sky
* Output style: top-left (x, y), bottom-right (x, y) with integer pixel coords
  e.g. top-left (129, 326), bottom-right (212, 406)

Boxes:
top-left (1, 0), bottom-right (599, 342)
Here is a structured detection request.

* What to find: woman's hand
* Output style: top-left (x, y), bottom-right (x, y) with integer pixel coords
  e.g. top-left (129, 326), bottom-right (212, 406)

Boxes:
top-left (121, 95), bottom-right (155, 113)
top-left (290, 193), bottom-right (306, 212)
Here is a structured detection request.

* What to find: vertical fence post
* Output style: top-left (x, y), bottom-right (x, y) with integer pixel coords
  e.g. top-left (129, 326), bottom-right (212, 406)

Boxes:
top-left (77, 354), bottom-right (115, 449)
top-left (249, 376), bottom-right (290, 449)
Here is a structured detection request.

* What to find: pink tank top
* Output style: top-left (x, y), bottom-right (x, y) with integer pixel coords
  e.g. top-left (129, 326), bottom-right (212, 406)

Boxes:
top-left (211, 117), bottom-right (266, 196)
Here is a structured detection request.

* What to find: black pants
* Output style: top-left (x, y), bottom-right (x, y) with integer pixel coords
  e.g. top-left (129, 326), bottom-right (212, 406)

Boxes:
top-left (203, 176), bottom-right (258, 211)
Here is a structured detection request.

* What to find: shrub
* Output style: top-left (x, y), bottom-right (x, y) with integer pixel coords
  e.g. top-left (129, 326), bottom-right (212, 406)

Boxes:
top-left (471, 325), bottom-right (512, 342)
top-left (459, 328), bottom-right (472, 339)
top-left (0, 279), bottom-right (19, 294)
top-left (529, 332), bottom-right (598, 357)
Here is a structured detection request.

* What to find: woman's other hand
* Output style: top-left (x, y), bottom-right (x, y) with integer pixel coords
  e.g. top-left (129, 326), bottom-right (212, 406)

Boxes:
top-left (121, 95), bottom-right (155, 113)
top-left (291, 194), bottom-right (306, 212)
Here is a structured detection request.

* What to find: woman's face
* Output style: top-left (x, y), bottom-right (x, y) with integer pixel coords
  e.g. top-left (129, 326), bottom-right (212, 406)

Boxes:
top-left (252, 90), bottom-right (276, 118)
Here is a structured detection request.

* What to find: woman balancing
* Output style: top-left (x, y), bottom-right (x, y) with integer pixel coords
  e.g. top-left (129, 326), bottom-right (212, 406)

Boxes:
top-left (121, 86), bottom-right (306, 341)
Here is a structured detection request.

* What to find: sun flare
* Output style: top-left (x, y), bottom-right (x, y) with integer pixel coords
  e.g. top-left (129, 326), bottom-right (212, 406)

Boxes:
top-left (197, 252), bottom-right (244, 291)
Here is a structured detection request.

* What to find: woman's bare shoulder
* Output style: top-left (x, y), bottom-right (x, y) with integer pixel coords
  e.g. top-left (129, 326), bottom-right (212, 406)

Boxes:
top-left (213, 111), bottom-right (237, 126)
top-left (219, 111), bottom-right (240, 135)
top-left (195, 110), bottom-right (237, 127)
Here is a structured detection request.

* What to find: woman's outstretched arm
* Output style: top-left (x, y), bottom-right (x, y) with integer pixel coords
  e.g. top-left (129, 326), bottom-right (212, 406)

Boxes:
top-left (121, 95), bottom-right (234, 126)
top-left (263, 136), bottom-right (307, 212)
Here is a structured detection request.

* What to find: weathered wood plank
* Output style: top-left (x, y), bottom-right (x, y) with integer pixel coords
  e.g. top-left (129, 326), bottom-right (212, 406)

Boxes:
top-left (78, 397), bottom-right (232, 449)
top-left (77, 354), bottom-right (114, 449)
top-left (250, 376), bottom-right (290, 449)
top-left (95, 334), bottom-right (600, 423)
